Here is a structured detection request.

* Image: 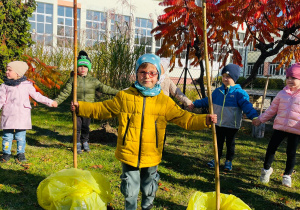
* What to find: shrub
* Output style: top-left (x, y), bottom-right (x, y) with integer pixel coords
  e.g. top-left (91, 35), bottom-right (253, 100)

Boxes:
top-left (236, 77), bottom-right (284, 89)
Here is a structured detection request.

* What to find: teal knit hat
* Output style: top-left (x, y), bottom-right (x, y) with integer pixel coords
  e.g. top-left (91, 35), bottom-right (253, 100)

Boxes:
top-left (135, 54), bottom-right (161, 79)
top-left (77, 50), bottom-right (91, 71)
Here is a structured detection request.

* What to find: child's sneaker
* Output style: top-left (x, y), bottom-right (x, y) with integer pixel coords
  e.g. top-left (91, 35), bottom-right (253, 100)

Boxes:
top-left (16, 153), bottom-right (27, 162)
top-left (207, 159), bottom-right (215, 168)
top-left (83, 142), bottom-right (91, 153)
top-left (224, 160), bottom-right (232, 171)
top-left (260, 167), bottom-right (273, 184)
top-left (282, 175), bottom-right (292, 187)
top-left (0, 154), bottom-right (11, 163)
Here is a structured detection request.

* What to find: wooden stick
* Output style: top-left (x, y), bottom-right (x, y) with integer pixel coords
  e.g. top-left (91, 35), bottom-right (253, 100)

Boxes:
top-left (73, 0), bottom-right (78, 168)
top-left (260, 76), bottom-right (270, 115)
top-left (202, 1), bottom-right (220, 209)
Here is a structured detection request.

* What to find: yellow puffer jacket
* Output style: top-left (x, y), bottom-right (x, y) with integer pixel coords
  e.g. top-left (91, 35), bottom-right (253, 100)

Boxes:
top-left (78, 86), bottom-right (209, 168)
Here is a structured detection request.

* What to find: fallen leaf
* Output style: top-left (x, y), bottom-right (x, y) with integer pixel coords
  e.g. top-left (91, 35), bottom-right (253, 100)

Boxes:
top-left (158, 182), bottom-right (162, 186)
top-left (163, 187), bottom-right (170, 192)
top-left (90, 165), bottom-right (103, 169)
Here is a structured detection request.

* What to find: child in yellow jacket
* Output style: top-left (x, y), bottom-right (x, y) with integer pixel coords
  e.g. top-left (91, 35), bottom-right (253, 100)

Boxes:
top-left (71, 54), bottom-right (217, 210)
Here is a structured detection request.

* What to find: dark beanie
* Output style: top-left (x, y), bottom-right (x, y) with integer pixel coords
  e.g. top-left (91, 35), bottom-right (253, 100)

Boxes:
top-left (221, 64), bottom-right (240, 83)
top-left (77, 50), bottom-right (92, 71)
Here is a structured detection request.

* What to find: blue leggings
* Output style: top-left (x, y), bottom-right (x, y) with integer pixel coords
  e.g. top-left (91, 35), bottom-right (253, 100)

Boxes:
top-left (120, 163), bottom-right (160, 210)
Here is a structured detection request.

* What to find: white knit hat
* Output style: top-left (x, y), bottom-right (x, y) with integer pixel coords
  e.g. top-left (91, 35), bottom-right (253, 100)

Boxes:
top-left (160, 57), bottom-right (170, 74)
top-left (7, 61), bottom-right (29, 77)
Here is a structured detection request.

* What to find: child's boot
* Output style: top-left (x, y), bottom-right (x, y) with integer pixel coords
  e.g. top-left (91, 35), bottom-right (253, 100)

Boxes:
top-left (16, 153), bottom-right (27, 162)
top-left (0, 153), bottom-right (11, 163)
top-left (282, 175), bottom-right (292, 187)
top-left (142, 204), bottom-right (153, 210)
top-left (83, 142), bottom-right (91, 152)
top-left (207, 159), bottom-right (215, 168)
top-left (260, 167), bottom-right (273, 184)
top-left (224, 160), bottom-right (232, 171)
top-left (77, 143), bottom-right (83, 154)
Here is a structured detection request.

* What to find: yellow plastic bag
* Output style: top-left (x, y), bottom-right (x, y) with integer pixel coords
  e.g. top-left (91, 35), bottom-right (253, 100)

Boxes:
top-left (187, 191), bottom-right (251, 210)
top-left (37, 168), bottom-right (112, 210)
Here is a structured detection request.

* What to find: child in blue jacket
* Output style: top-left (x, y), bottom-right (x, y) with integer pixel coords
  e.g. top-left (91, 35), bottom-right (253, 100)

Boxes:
top-left (193, 64), bottom-right (258, 171)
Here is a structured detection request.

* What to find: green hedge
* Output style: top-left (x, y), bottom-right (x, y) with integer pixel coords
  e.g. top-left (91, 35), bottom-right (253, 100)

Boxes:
top-left (236, 77), bottom-right (284, 89)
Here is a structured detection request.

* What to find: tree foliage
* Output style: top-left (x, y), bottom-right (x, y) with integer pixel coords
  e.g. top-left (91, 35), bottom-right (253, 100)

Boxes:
top-left (0, 0), bottom-right (36, 74)
top-left (23, 54), bottom-right (64, 98)
top-left (152, 0), bottom-right (240, 70)
top-left (153, 0), bottom-right (300, 88)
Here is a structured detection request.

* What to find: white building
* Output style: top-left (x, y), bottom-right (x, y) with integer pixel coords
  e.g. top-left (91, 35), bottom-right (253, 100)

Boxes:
top-left (29, 0), bottom-right (267, 83)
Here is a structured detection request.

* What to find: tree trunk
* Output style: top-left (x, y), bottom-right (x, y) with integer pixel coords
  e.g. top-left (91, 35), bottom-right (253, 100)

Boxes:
top-left (199, 60), bottom-right (206, 98)
top-left (241, 55), bottom-right (266, 88)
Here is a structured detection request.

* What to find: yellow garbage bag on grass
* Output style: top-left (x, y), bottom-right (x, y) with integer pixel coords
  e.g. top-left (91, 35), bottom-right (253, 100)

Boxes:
top-left (37, 168), bottom-right (112, 210)
top-left (187, 191), bottom-right (251, 210)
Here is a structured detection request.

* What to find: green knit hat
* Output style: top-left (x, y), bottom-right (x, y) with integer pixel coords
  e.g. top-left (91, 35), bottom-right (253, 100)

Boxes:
top-left (77, 50), bottom-right (91, 71)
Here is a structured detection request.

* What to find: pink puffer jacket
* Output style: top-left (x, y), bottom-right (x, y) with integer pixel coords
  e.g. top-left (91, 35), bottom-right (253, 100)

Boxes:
top-left (258, 86), bottom-right (300, 135)
top-left (0, 80), bottom-right (53, 130)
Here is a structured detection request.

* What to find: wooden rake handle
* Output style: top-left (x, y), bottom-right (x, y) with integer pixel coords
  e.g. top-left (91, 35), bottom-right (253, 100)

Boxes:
top-left (202, 1), bottom-right (220, 209)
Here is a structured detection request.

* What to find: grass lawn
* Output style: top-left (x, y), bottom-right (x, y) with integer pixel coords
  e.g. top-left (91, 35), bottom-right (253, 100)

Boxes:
top-left (0, 101), bottom-right (300, 210)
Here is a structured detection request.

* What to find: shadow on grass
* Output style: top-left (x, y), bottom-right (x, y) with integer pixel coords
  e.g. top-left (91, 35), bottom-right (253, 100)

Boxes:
top-left (26, 125), bottom-right (72, 146)
top-left (0, 166), bottom-right (44, 210)
top-left (154, 197), bottom-right (186, 210)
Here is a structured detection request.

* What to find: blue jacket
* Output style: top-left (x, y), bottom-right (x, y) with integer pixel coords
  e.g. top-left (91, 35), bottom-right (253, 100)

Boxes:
top-left (194, 84), bottom-right (258, 129)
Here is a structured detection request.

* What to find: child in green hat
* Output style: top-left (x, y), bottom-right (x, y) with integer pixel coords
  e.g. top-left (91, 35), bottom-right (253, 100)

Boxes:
top-left (54, 50), bottom-right (119, 154)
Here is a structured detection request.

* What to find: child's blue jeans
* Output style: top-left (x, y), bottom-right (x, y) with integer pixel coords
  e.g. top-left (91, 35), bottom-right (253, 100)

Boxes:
top-left (2, 129), bottom-right (26, 154)
top-left (120, 163), bottom-right (160, 210)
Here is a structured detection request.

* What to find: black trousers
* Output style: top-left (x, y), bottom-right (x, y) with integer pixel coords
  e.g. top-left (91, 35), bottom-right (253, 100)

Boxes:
top-left (215, 125), bottom-right (239, 161)
top-left (264, 129), bottom-right (300, 175)
top-left (76, 116), bottom-right (91, 144)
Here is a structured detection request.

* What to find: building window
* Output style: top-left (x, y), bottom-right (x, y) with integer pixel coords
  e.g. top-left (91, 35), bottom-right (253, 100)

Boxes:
top-left (86, 10), bottom-right (106, 47)
top-left (268, 64), bottom-right (285, 76)
top-left (111, 14), bottom-right (130, 39)
top-left (135, 18), bottom-right (153, 53)
top-left (57, 6), bottom-right (80, 47)
top-left (247, 63), bottom-right (263, 76)
top-left (155, 39), bottom-right (162, 53)
top-left (29, 2), bottom-right (53, 46)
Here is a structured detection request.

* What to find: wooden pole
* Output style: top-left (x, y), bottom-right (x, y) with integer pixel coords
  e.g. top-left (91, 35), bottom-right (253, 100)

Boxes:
top-left (73, 0), bottom-right (78, 168)
top-left (202, 1), bottom-right (220, 209)
top-left (260, 76), bottom-right (270, 115)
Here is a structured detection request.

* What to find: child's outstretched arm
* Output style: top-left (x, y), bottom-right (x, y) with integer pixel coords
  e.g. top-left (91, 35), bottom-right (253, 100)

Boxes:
top-left (53, 77), bottom-right (73, 105)
top-left (168, 79), bottom-right (193, 107)
top-left (193, 97), bottom-right (209, 109)
top-left (72, 92), bottom-right (123, 120)
top-left (165, 97), bottom-right (216, 130)
top-left (257, 94), bottom-right (280, 123)
top-left (237, 90), bottom-right (259, 120)
top-left (193, 88), bottom-right (218, 109)
top-left (96, 80), bottom-right (119, 95)
top-left (28, 82), bottom-right (55, 107)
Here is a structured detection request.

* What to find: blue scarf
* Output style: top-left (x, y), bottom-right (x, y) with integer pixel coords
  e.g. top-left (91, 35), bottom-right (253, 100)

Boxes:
top-left (134, 81), bottom-right (161, 97)
top-left (4, 76), bottom-right (27, 86)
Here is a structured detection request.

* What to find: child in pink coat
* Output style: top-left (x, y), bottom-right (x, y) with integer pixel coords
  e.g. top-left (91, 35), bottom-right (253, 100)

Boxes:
top-left (0, 61), bottom-right (57, 162)
top-left (253, 63), bottom-right (300, 187)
